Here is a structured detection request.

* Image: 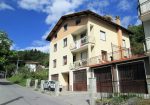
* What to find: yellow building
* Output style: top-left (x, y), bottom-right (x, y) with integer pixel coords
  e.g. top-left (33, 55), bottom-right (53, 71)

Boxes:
top-left (46, 10), bottom-right (133, 91)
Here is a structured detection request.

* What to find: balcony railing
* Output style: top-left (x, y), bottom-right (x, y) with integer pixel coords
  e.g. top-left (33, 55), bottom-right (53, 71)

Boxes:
top-left (70, 36), bottom-right (95, 50)
top-left (139, 0), bottom-right (150, 15)
top-left (72, 59), bottom-right (88, 69)
top-left (146, 37), bottom-right (150, 51)
top-left (70, 48), bottom-right (145, 70)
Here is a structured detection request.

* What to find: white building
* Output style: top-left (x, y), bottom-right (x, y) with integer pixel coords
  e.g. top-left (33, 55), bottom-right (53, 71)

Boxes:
top-left (25, 61), bottom-right (39, 72)
top-left (138, 0), bottom-right (150, 51)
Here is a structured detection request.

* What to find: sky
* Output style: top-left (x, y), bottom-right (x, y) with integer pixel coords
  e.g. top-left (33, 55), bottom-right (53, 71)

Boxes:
top-left (0, 0), bottom-right (141, 53)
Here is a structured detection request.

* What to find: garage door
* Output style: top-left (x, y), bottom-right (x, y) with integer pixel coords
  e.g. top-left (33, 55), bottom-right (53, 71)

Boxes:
top-left (94, 66), bottom-right (113, 92)
top-left (73, 70), bottom-right (87, 91)
top-left (118, 61), bottom-right (148, 93)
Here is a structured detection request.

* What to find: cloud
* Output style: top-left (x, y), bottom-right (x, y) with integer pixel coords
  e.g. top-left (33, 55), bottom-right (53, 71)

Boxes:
top-left (121, 16), bottom-right (132, 28)
top-left (45, 0), bottom-right (85, 24)
top-left (32, 40), bottom-right (47, 46)
top-left (17, 0), bottom-right (85, 24)
top-left (87, 0), bottom-right (109, 15)
top-left (17, 0), bottom-right (50, 12)
top-left (118, 0), bottom-right (131, 11)
top-left (0, 2), bottom-right (14, 10)
top-left (10, 44), bottom-right (19, 50)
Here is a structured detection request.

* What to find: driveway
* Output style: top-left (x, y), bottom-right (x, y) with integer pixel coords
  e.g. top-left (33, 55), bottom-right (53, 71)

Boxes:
top-left (0, 79), bottom-right (90, 105)
top-left (0, 79), bottom-right (70, 105)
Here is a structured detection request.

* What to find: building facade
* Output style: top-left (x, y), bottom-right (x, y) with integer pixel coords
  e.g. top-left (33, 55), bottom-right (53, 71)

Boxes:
top-left (47, 10), bottom-right (137, 91)
top-left (138, 0), bottom-right (150, 51)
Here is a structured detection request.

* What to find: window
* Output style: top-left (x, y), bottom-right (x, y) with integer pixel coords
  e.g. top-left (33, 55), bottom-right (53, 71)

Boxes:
top-left (100, 31), bottom-right (106, 41)
top-left (81, 51), bottom-right (87, 60)
top-left (73, 54), bottom-right (76, 62)
top-left (75, 18), bottom-right (81, 25)
top-left (54, 44), bottom-right (57, 52)
top-left (63, 55), bottom-right (67, 65)
top-left (64, 24), bottom-right (68, 31)
top-left (54, 34), bottom-right (57, 39)
top-left (122, 39), bottom-right (126, 48)
top-left (53, 59), bottom-right (56, 68)
top-left (63, 38), bottom-right (67, 47)
top-left (101, 50), bottom-right (107, 61)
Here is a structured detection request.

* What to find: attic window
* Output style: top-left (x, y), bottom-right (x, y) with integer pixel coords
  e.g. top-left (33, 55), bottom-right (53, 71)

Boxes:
top-left (54, 34), bottom-right (57, 39)
top-left (75, 18), bottom-right (81, 25)
top-left (64, 24), bottom-right (68, 31)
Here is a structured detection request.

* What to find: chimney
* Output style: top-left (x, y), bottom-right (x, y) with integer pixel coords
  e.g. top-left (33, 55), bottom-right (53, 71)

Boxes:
top-left (115, 16), bottom-right (121, 25)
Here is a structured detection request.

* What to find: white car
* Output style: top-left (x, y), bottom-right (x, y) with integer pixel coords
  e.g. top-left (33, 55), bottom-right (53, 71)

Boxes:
top-left (43, 80), bottom-right (62, 91)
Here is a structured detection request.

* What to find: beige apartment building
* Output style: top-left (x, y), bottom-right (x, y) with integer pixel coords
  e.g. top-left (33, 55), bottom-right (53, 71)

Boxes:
top-left (46, 10), bottom-right (134, 91)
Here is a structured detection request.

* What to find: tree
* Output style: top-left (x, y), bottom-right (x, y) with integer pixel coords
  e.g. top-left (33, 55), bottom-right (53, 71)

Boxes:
top-left (0, 31), bottom-right (13, 71)
top-left (128, 25), bottom-right (145, 54)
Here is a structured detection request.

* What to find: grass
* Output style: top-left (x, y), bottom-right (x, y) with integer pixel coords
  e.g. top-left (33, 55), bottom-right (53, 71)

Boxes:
top-left (137, 99), bottom-right (150, 105)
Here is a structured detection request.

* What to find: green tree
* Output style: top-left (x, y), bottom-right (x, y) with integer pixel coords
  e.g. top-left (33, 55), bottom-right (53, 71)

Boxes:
top-left (128, 25), bottom-right (144, 54)
top-left (0, 31), bottom-right (13, 71)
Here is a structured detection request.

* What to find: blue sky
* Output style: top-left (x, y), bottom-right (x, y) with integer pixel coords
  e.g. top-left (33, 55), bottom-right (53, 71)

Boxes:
top-left (0, 0), bottom-right (141, 52)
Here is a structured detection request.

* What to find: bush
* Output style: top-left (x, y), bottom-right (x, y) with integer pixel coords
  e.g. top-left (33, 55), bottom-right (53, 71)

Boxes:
top-left (7, 67), bottom-right (48, 86)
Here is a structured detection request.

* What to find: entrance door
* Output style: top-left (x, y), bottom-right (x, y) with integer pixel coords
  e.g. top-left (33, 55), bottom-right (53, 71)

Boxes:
top-left (118, 61), bottom-right (148, 93)
top-left (94, 66), bottom-right (113, 92)
top-left (62, 73), bottom-right (69, 91)
top-left (73, 70), bottom-right (87, 91)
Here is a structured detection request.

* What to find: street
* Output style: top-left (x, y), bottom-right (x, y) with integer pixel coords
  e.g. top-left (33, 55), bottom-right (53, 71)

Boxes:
top-left (0, 79), bottom-right (69, 105)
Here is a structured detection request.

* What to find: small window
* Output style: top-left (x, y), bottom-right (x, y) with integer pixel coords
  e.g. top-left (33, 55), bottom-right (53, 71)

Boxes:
top-left (63, 38), bottom-right (67, 47)
top-left (53, 59), bottom-right (56, 68)
top-left (122, 39), bottom-right (126, 48)
top-left (73, 54), bottom-right (76, 62)
top-left (63, 55), bottom-right (67, 65)
top-left (54, 44), bottom-right (57, 52)
top-left (101, 50), bottom-right (107, 61)
top-left (100, 31), bottom-right (106, 41)
top-left (64, 24), bottom-right (68, 31)
top-left (75, 18), bottom-right (81, 25)
top-left (54, 34), bottom-right (57, 39)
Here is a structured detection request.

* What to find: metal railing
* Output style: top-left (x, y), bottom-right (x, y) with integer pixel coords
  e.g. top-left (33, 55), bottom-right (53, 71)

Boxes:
top-left (70, 48), bottom-right (145, 69)
top-left (72, 59), bottom-right (88, 69)
top-left (70, 36), bottom-right (95, 50)
top-left (139, 0), bottom-right (150, 15)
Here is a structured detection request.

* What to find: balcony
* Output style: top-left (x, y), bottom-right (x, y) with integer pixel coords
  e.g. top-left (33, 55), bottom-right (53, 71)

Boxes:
top-left (146, 37), bottom-right (150, 51)
top-left (71, 59), bottom-right (88, 69)
top-left (70, 36), bottom-right (95, 53)
top-left (139, 0), bottom-right (150, 21)
top-left (69, 48), bottom-right (145, 70)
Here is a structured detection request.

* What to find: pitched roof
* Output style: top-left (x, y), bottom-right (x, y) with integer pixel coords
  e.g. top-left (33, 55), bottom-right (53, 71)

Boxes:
top-left (46, 10), bottom-right (133, 41)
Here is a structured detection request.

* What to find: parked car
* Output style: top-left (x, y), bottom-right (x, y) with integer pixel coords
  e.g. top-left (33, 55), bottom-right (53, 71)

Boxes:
top-left (43, 80), bottom-right (62, 91)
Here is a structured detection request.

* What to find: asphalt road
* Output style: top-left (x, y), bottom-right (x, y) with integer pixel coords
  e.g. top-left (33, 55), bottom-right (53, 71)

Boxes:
top-left (0, 79), bottom-right (69, 105)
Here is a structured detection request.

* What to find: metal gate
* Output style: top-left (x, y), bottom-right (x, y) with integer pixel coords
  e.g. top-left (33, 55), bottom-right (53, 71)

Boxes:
top-left (118, 61), bottom-right (148, 93)
top-left (94, 66), bottom-right (113, 92)
top-left (73, 70), bottom-right (87, 91)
